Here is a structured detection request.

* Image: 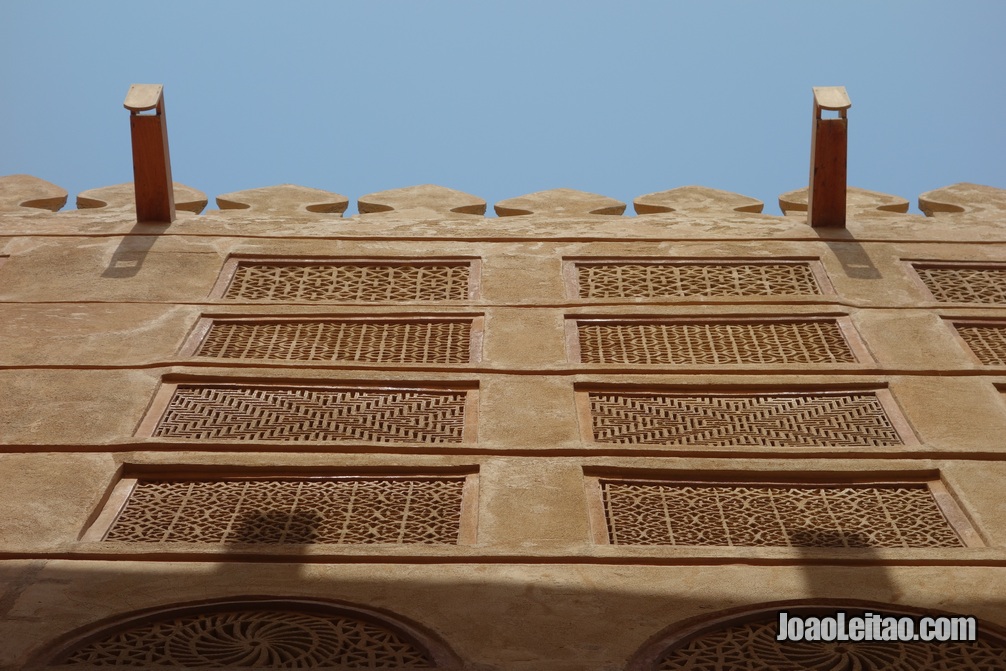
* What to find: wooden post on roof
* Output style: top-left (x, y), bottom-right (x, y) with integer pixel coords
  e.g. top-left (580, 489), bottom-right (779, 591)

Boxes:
top-left (808, 86), bottom-right (851, 228)
top-left (123, 84), bottom-right (175, 223)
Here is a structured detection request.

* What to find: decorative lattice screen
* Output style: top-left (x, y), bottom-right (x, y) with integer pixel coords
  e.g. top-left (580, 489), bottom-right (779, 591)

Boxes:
top-left (954, 323), bottom-right (1006, 364)
top-left (103, 477), bottom-right (467, 544)
top-left (574, 261), bottom-right (822, 298)
top-left (584, 391), bottom-right (904, 447)
top-left (576, 319), bottom-right (856, 365)
top-left (148, 385), bottom-right (470, 444)
top-left (655, 612), bottom-right (1004, 670)
top-left (600, 480), bottom-right (963, 548)
top-left (196, 318), bottom-right (473, 364)
top-left (57, 606), bottom-right (435, 668)
top-left (221, 260), bottom-right (472, 302)
top-left (913, 264), bottom-right (1006, 304)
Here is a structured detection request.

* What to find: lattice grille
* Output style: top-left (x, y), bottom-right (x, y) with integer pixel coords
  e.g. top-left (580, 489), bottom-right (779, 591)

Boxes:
top-left (913, 265), bottom-right (1006, 304)
top-left (577, 320), bottom-right (856, 364)
top-left (197, 319), bottom-right (472, 364)
top-left (151, 385), bottom-right (468, 443)
top-left (954, 324), bottom-right (1006, 365)
top-left (60, 608), bottom-right (433, 667)
top-left (657, 615), bottom-right (1006, 670)
top-left (575, 262), bottom-right (821, 298)
top-left (602, 481), bottom-right (962, 547)
top-left (104, 478), bottom-right (465, 544)
top-left (223, 261), bottom-right (471, 302)
top-left (587, 392), bottom-right (902, 447)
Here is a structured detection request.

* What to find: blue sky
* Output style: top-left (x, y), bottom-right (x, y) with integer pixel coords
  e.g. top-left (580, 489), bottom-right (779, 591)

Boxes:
top-left (2, 2), bottom-right (1003, 215)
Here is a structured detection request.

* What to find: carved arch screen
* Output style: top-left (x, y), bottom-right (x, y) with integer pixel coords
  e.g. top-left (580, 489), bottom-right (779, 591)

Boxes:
top-left (640, 607), bottom-right (1006, 671)
top-left (44, 601), bottom-right (455, 668)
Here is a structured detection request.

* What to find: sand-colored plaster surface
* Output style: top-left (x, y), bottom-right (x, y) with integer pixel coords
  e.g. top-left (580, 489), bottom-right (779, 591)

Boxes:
top-left (3, 179), bottom-right (1006, 668)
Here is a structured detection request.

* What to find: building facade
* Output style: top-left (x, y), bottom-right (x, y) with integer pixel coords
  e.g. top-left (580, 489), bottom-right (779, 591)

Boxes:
top-left (1, 135), bottom-right (1006, 667)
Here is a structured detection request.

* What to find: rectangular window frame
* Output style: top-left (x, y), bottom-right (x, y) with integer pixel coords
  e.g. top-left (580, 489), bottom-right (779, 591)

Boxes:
top-left (565, 314), bottom-right (873, 365)
top-left (562, 257), bottom-right (835, 300)
top-left (209, 255), bottom-right (483, 301)
top-left (179, 313), bottom-right (485, 364)
top-left (582, 469), bottom-right (983, 548)
top-left (574, 384), bottom-right (919, 447)
top-left (81, 467), bottom-right (480, 545)
top-left (906, 260), bottom-right (1006, 304)
top-left (136, 379), bottom-right (480, 443)
top-left (943, 317), bottom-right (1006, 366)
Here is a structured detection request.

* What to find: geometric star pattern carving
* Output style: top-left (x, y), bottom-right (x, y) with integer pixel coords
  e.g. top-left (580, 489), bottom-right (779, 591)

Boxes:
top-left (197, 319), bottom-right (472, 364)
top-left (152, 385), bottom-right (468, 443)
top-left (223, 261), bottom-right (471, 302)
top-left (588, 392), bottom-right (903, 447)
top-left (103, 477), bottom-right (466, 544)
top-left (913, 264), bottom-right (1006, 304)
top-left (575, 262), bottom-right (821, 298)
top-left (602, 481), bottom-right (963, 547)
top-left (577, 320), bottom-right (856, 365)
top-left (656, 616), bottom-right (1006, 670)
top-left (59, 607), bottom-right (434, 667)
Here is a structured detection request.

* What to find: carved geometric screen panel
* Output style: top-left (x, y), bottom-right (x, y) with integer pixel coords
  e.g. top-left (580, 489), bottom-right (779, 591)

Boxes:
top-left (221, 260), bottom-right (473, 302)
top-left (654, 612), bottom-right (1006, 670)
top-left (147, 385), bottom-right (470, 443)
top-left (584, 391), bottom-right (905, 447)
top-left (195, 318), bottom-right (473, 364)
top-left (102, 477), bottom-right (467, 544)
top-left (54, 605), bottom-right (436, 668)
top-left (913, 263), bottom-right (1006, 304)
top-left (954, 323), bottom-right (1006, 365)
top-left (576, 319), bottom-right (857, 365)
top-left (574, 261), bottom-right (822, 298)
top-left (600, 480), bottom-right (964, 547)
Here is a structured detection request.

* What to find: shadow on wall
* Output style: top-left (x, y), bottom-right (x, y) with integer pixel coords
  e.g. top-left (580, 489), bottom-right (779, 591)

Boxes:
top-left (229, 508), bottom-right (322, 545)
top-left (818, 228), bottom-right (883, 280)
top-left (100, 225), bottom-right (171, 279)
top-left (4, 533), bottom-right (1006, 670)
top-left (625, 530), bottom-right (1006, 670)
top-left (791, 528), bottom-right (896, 598)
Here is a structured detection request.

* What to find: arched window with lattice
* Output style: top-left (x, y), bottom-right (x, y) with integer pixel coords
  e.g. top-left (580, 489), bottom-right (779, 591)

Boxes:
top-left (626, 601), bottom-right (1006, 671)
top-left (36, 598), bottom-right (461, 670)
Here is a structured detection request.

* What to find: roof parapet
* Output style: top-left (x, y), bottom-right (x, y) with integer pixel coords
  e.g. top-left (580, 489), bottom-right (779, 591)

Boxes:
top-left (634, 186), bottom-right (763, 215)
top-left (780, 186), bottom-right (908, 217)
top-left (124, 84), bottom-right (175, 223)
top-left (217, 185), bottom-right (349, 215)
top-left (76, 182), bottom-right (206, 214)
top-left (919, 183), bottom-right (1006, 217)
top-left (495, 188), bottom-right (625, 217)
top-left (358, 185), bottom-right (486, 216)
top-left (0, 174), bottom-right (68, 212)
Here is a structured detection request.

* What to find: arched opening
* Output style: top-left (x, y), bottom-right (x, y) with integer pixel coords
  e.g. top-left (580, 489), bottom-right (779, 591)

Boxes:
top-left (36, 597), bottom-right (461, 669)
top-left (627, 600), bottom-right (1006, 671)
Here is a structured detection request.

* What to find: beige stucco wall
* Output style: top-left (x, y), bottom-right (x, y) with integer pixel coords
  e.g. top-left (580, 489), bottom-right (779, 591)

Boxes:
top-left (2, 178), bottom-right (1006, 668)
